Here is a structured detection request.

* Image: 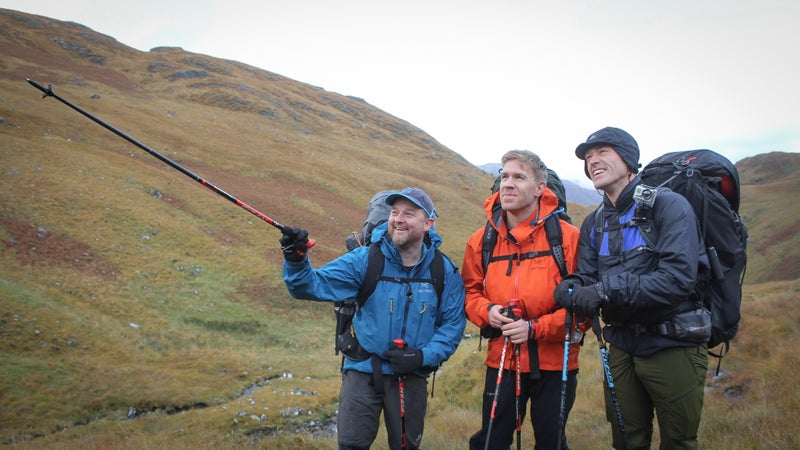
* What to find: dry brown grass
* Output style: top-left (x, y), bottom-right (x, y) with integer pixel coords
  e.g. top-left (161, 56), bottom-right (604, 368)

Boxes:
top-left (5, 279), bottom-right (798, 450)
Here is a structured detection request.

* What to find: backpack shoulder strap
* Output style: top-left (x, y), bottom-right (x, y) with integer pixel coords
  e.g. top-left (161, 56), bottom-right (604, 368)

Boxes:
top-left (357, 243), bottom-right (447, 307)
top-left (481, 209), bottom-right (567, 277)
top-left (356, 243), bottom-right (384, 308)
top-left (481, 221), bottom-right (498, 275)
top-left (481, 203), bottom-right (503, 275)
top-left (593, 202), bottom-right (659, 251)
top-left (591, 204), bottom-right (604, 249)
top-left (544, 214), bottom-right (567, 277)
top-left (429, 249), bottom-right (446, 301)
top-left (633, 204), bottom-right (658, 249)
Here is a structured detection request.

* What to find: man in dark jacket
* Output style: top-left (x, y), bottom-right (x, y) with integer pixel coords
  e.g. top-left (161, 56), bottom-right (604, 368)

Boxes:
top-left (554, 127), bottom-right (709, 449)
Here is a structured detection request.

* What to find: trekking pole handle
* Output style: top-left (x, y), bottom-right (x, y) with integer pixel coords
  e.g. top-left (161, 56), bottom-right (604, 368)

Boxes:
top-left (393, 338), bottom-right (406, 349)
top-left (503, 298), bottom-right (522, 320)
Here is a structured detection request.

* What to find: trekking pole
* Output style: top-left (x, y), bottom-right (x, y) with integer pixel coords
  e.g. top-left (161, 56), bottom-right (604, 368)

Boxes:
top-left (484, 299), bottom-right (520, 450)
top-left (591, 312), bottom-right (629, 450)
top-left (514, 342), bottom-right (522, 450)
top-left (509, 299), bottom-right (522, 450)
top-left (392, 338), bottom-right (408, 450)
top-left (557, 303), bottom-right (574, 450)
top-left (25, 78), bottom-right (316, 251)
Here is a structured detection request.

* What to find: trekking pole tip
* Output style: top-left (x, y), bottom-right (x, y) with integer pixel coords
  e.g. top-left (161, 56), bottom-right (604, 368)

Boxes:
top-left (26, 78), bottom-right (53, 98)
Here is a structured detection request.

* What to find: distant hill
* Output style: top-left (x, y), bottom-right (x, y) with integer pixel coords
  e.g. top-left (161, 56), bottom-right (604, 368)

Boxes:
top-left (478, 162), bottom-right (600, 206)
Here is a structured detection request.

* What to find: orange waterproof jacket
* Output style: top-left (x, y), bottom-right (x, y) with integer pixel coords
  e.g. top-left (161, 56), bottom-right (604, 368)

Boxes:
top-left (462, 189), bottom-right (587, 372)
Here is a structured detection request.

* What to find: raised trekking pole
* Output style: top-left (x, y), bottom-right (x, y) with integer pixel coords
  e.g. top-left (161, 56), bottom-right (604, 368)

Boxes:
top-left (392, 338), bottom-right (408, 450)
top-left (25, 78), bottom-right (315, 251)
top-left (557, 295), bottom-right (574, 450)
top-left (592, 312), bottom-right (629, 450)
top-left (484, 299), bottom-right (520, 450)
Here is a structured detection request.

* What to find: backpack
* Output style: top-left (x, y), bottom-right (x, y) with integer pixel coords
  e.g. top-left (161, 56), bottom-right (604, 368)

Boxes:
top-left (637, 150), bottom-right (748, 354)
top-left (592, 150), bottom-right (748, 367)
top-left (345, 190), bottom-right (393, 251)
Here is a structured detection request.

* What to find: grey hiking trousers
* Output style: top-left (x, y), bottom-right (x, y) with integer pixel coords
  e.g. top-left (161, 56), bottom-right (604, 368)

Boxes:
top-left (337, 369), bottom-right (428, 450)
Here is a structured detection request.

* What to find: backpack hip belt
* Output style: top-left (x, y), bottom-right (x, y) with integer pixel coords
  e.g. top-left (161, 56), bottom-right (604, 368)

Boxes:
top-left (609, 307), bottom-right (711, 344)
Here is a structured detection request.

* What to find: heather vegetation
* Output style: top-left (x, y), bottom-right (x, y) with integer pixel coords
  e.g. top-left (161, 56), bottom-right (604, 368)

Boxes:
top-left (1, 8), bottom-right (798, 449)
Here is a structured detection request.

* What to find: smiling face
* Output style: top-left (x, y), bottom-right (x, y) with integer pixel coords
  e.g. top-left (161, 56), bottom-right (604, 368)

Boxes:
top-left (584, 145), bottom-right (633, 202)
top-left (387, 198), bottom-right (434, 251)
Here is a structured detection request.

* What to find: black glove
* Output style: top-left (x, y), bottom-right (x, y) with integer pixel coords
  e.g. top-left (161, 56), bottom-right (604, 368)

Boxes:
top-left (279, 226), bottom-right (309, 262)
top-left (554, 276), bottom-right (583, 309)
top-left (382, 347), bottom-right (424, 375)
top-left (571, 282), bottom-right (607, 317)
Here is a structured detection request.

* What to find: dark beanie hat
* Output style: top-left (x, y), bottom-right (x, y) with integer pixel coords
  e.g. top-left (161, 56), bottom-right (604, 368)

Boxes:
top-left (575, 127), bottom-right (641, 178)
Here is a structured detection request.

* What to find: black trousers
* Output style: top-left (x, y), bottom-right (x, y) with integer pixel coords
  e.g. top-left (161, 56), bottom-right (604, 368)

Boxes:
top-left (469, 368), bottom-right (577, 450)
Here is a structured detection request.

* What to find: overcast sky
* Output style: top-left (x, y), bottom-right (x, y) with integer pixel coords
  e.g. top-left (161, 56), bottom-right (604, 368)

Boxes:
top-left (3, 0), bottom-right (798, 185)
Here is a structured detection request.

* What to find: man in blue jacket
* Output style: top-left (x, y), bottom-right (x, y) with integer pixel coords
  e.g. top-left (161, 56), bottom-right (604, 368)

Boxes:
top-left (280, 187), bottom-right (466, 450)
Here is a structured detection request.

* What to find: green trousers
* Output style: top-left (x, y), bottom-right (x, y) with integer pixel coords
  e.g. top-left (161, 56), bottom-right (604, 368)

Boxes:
top-left (605, 345), bottom-right (708, 450)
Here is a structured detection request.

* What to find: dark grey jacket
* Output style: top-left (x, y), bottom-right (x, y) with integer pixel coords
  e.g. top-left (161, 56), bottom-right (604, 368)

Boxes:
top-left (575, 177), bottom-right (707, 356)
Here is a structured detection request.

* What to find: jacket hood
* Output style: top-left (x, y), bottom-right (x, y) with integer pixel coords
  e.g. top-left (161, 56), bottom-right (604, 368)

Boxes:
top-left (483, 187), bottom-right (562, 232)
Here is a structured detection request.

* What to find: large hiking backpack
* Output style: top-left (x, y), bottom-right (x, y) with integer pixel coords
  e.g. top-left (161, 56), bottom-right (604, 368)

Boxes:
top-left (345, 190), bottom-right (393, 251)
top-left (637, 149), bottom-right (748, 353)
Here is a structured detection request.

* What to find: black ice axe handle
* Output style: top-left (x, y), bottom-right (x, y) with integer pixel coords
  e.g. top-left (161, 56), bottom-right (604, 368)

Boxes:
top-left (26, 78), bottom-right (315, 249)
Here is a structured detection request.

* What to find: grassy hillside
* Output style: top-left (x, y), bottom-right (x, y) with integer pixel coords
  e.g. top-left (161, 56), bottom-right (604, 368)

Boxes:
top-left (1, 8), bottom-right (798, 449)
top-left (737, 152), bottom-right (800, 283)
top-left (0, 7), bottom-right (489, 445)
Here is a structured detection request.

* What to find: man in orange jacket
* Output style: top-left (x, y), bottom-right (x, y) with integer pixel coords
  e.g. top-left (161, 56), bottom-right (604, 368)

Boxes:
top-left (463, 150), bottom-right (586, 450)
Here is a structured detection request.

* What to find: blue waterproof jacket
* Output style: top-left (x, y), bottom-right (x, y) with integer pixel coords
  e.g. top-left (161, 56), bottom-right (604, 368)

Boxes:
top-left (283, 224), bottom-right (466, 375)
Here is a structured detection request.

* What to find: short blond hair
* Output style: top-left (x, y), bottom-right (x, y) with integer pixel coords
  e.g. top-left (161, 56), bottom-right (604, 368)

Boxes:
top-left (501, 150), bottom-right (548, 183)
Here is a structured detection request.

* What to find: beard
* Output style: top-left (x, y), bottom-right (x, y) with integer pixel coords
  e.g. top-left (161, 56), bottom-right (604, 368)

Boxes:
top-left (390, 229), bottom-right (422, 252)
top-left (391, 233), bottom-right (413, 251)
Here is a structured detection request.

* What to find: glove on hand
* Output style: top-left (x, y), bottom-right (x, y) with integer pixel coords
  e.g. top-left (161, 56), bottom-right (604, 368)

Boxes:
top-left (554, 275), bottom-right (583, 309)
top-left (571, 282), bottom-right (607, 317)
top-left (383, 347), bottom-right (424, 375)
top-left (279, 226), bottom-right (309, 262)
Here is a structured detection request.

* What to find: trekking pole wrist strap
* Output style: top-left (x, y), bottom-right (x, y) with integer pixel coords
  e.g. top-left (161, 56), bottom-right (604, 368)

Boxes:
top-left (527, 319), bottom-right (537, 340)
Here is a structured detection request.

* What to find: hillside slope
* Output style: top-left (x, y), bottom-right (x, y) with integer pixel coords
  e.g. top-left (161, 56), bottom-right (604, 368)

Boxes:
top-left (0, 8), bottom-right (494, 261)
top-left (737, 151), bottom-right (800, 283)
top-left (0, 8), bottom-right (493, 442)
